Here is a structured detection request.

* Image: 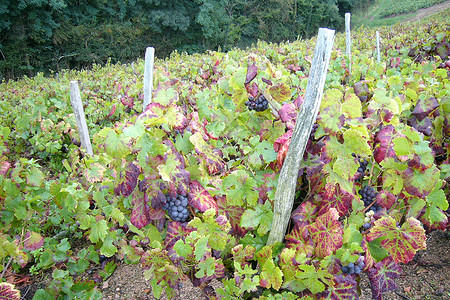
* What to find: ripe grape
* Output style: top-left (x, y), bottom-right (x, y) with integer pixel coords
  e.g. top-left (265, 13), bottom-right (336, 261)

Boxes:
top-left (363, 222), bottom-right (371, 230)
top-left (164, 193), bottom-right (190, 222)
top-left (245, 94), bottom-right (269, 112)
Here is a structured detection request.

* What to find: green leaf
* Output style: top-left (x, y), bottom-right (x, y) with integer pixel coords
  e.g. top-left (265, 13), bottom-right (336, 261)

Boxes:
top-left (84, 163), bottom-right (106, 183)
top-left (174, 240), bottom-right (193, 258)
top-left (297, 265), bottom-right (328, 294)
top-left (393, 137), bottom-right (412, 157)
top-left (222, 170), bottom-right (258, 207)
top-left (426, 183), bottom-right (448, 211)
top-left (89, 219), bottom-right (109, 243)
top-left (194, 236), bottom-right (209, 261)
top-left (100, 234), bottom-right (117, 257)
top-left (26, 166), bottom-right (44, 187)
top-left (105, 130), bottom-right (129, 158)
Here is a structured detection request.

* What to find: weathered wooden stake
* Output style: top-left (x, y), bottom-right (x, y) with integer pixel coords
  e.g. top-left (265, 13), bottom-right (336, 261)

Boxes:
top-left (376, 31), bottom-right (381, 63)
top-left (267, 28), bottom-right (335, 246)
top-left (143, 47), bottom-right (155, 110)
top-left (70, 81), bottom-right (93, 156)
top-left (345, 13), bottom-right (352, 73)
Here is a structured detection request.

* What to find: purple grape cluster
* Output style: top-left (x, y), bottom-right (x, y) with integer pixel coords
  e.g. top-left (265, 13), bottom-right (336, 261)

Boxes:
top-left (341, 256), bottom-right (365, 275)
top-left (359, 185), bottom-right (381, 212)
top-left (352, 153), bottom-right (369, 179)
top-left (245, 95), bottom-right (268, 112)
top-left (163, 194), bottom-right (189, 222)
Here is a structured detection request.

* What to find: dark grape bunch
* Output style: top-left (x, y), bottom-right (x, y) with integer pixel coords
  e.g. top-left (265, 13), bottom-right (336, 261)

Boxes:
top-left (359, 185), bottom-right (382, 230)
top-left (359, 185), bottom-right (381, 211)
top-left (163, 194), bottom-right (190, 222)
top-left (341, 255), bottom-right (365, 275)
top-left (245, 94), bottom-right (269, 112)
top-left (352, 153), bottom-right (369, 178)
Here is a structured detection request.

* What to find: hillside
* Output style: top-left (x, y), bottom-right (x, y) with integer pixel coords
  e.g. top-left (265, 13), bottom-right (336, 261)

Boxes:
top-left (1, 5), bottom-right (450, 300)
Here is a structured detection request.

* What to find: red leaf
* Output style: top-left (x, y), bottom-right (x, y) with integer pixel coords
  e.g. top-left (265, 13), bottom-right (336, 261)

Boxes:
top-left (278, 103), bottom-right (297, 130)
top-left (285, 224), bottom-right (314, 257)
top-left (245, 63), bottom-right (258, 85)
top-left (376, 190), bottom-right (396, 209)
top-left (367, 257), bottom-right (401, 300)
top-left (165, 221), bottom-right (191, 251)
top-left (411, 97), bottom-right (439, 121)
top-left (329, 274), bottom-right (359, 300)
top-left (23, 231), bottom-right (44, 251)
top-left (246, 82), bottom-right (259, 98)
top-left (0, 282), bottom-right (21, 300)
top-left (0, 161), bottom-right (10, 176)
top-left (307, 208), bottom-right (343, 258)
top-left (114, 163), bottom-right (141, 197)
top-left (366, 216), bottom-right (426, 263)
top-left (188, 180), bottom-right (217, 213)
top-left (316, 186), bottom-right (353, 217)
top-left (108, 104), bottom-right (117, 117)
top-left (291, 201), bottom-right (319, 226)
top-left (130, 191), bottom-right (150, 229)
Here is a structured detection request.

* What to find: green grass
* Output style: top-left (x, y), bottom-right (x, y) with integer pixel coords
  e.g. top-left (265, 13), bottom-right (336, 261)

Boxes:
top-left (352, 0), bottom-right (449, 28)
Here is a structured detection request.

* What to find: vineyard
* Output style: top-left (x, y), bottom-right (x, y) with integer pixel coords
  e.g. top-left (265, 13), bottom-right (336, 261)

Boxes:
top-left (0, 8), bottom-right (450, 300)
top-left (379, 0), bottom-right (449, 18)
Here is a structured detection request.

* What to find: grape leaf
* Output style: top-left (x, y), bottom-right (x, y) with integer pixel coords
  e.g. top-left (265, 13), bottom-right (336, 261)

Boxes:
top-left (291, 201), bottom-right (319, 226)
top-left (217, 195), bottom-right (248, 237)
top-left (341, 93), bottom-right (362, 119)
top-left (26, 166), bottom-right (44, 187)
top-left (84, 162), bottom-right (106, 183)
top-left (241, 201), bottom-right (273, 236)
top-left (255, 246), bottom-right (283, 291)
top-left (297, 265), bottom-right (330, 294)
top-left (308, 208), bottom-right (343, 258)
top-left (366, 216), bottom-right (426, 263)
top-left (328, 274), bottom-right (358, 300)
top-left (189, 180), bottom-right (217, 212)
top-left (367, 256), bottom-right (401, 300)
top-left (165, 221), bottom-right (191, 251)
top-left (105, 129), bottom-right (129, 158)
top-left (23, 231), bottom-right (44, 251)
top-left (245, 63), bottom-right (258, 85)
top-left (130, 190), bottom-right (150, 229)
top-left (189, 132), bottom-right (225, 176)
top-left (89, 219), bottom-right (108, 244)
top-left (0, 283), bottom-right (20, 300)
top-left (222, 170), bottom-right (259, 207)
top-left (269, 83), bottom-right (291, 103)
top-left (402, 165), bottom-right (440, 198)
top-left (316, 185), bottom-right (354, 217)
top-left (411, 97), bottom-right (439, 121)
top-left (285, 224), bottom-right (314, 257)
top-left (114, 163), bottom-right (140, 197)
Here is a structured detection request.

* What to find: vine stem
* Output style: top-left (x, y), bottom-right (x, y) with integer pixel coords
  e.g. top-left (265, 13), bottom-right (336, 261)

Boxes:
top-left (0, 257), bottom-right (13, 280)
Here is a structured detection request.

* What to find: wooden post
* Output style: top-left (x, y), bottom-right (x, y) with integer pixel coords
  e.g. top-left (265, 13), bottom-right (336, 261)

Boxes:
top-left (267, 28), bottom-right (335, 246)
top-left (143, 47), bottom-right (155, 110)
top-left (376, 31), bottom-right (381, 63)
top-left (345, 13), bottom-right (351, 73)
top-left (70, 81), bottom-right (93, 156)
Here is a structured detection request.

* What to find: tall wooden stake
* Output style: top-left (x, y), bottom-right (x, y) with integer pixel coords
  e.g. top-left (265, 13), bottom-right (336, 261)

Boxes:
top-left (345, 13), bottom-right (352, 74)
top-left (376, 31), bottom-right (381, 63)
top-left (143, 47), bottom-right (155, 110)
top-left (267, 28), bottom-right (335, 246)
top-left (70, 81), bottom-right (93, 156)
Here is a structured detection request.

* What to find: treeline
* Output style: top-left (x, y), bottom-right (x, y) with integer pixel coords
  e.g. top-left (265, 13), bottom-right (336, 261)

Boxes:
top-left (0, 0), bottom-right (374, 80)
